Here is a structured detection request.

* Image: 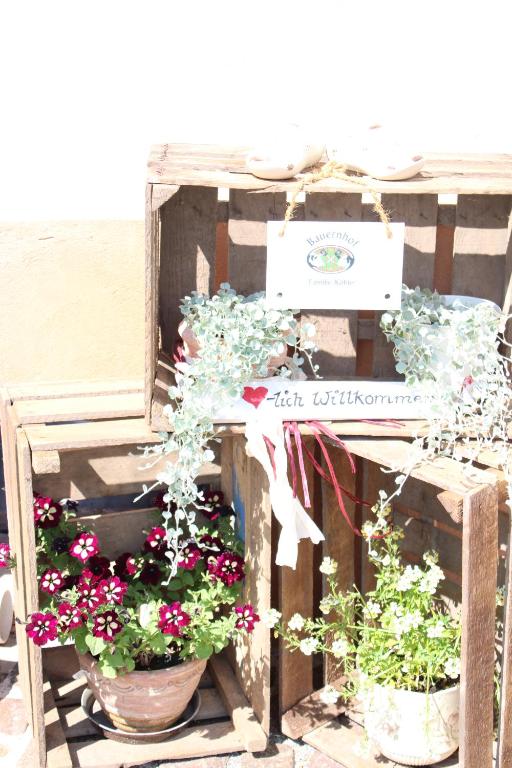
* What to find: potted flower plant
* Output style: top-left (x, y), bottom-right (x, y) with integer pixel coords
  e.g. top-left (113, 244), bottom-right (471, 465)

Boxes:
top-left (25, 491), bottom-right (258, 736)
top-left (265, 505), bottom-right (461, 766)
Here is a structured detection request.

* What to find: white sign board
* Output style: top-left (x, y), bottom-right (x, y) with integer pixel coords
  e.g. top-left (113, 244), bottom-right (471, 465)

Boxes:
top-left (266, 221), bottom-right (404, 310)
top-left (214, 379), bottom-right (425, 423)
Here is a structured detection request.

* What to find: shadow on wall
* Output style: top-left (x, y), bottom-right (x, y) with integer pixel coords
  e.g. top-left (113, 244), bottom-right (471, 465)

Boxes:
top-left (0, 435), bottom-right (7, 532)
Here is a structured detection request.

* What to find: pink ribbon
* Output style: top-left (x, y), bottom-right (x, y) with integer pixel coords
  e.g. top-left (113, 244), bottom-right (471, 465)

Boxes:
top-left (262, 435), bottom-right (277, 480)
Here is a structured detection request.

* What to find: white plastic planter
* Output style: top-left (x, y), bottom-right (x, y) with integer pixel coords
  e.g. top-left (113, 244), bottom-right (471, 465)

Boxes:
top-left (363, 683), bottom-right (460, 765)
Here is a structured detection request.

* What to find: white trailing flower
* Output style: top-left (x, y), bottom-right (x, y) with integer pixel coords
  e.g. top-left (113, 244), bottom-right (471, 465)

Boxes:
top-left (320, 685), bottom-right (340, 705)
top-left (444, 657), bottom-right (461, 679)
top-left (396, 565), bottom-right (422, 592)
top-left (299, 637), bottom-right (319, 655)
top-left (427, 621), bottom-right (446, 639)
top-left (331, 637), bottom-right (350, 658)
top-left (363, 600), bottom-right (382, 618)
top-left (319, 556), bottom-right (337, 575)
top-left (288, 613), bottom-right (305, 631)
top-left (261, 609), bottom-right (282, 629)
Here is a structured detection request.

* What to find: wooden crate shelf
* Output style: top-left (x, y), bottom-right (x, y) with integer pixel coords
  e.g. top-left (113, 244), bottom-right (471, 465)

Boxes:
top-left (0, 390), bottom-right (270, 768)
top-left (145, 144), bottom-right (512, 431)
top-left (44, 653), bottom-right (265, 768)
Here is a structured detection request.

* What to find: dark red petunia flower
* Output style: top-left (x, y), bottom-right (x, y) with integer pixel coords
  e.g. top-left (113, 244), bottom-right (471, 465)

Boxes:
top-left (0, 542), bottom-right (11, 569)
top-left (62, 574), bottom-right (80, 590)
top-left (233, 604), bottom-right (260, 633)
top-left (99, 576), bottom-right (128, 605)
top-left (177, 543), bottom-right (201, 570)
top-left (87, 556), bottom-right (111, 578)
top-left (40, 568), bottom-right (64, 595)
top-left (158, 602), bottom-right (191, 636)
top-left (92, 610), bottom-right (123, 641)
top-left (207, 551), bottom-right (245, 587)
top-left (154, 491), bottom-right (177, 513)
top-left (198, 534), bottom-right (224, 561)
top-left (26, 612), bottom-right (58, 646)
top-left (77, 579), bottom-right (106, 612)
top-left (33, 495), bottom-right (63, 528)
top-left (204, 490), bottom-right (224, 507)
top-left (69, 532), bottom-right (99, 562)
top-left (140, 562), bottom-right (162, 585)
top-left (113, 552), bottom-right (137, 578)
top-left (144, 527), bottom-right (168, 560)
top-left (57, 602), bottom-right (84, 632)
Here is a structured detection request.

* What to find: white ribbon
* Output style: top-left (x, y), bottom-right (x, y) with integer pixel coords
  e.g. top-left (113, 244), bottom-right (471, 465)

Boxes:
top-left (244, 413), bottom-right (324, 569)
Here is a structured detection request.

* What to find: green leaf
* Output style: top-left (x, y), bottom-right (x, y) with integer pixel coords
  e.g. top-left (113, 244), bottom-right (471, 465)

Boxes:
top-left (85, 635), bottom-right (107, 656)
top-left (100, 663), bottom-right (117, 679)
top-left (195, 642), bottom-right (213, 660)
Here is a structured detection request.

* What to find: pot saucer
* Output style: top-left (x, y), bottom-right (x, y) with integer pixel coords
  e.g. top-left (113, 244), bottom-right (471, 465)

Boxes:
top-left (81, 687), bottom-right (202, 744)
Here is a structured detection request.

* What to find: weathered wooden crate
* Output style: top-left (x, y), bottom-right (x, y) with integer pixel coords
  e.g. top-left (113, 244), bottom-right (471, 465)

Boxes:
top-left (0, 388), bottom-right (269, 768)
top-left (222, 431), bottom-right (509, 768)
top-left (145, 145), bottom-right (512, 429)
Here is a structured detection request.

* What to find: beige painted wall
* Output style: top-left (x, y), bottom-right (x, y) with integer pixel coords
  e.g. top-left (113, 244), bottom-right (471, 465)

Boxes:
top-left (0, 221), bottom-right (145, 386)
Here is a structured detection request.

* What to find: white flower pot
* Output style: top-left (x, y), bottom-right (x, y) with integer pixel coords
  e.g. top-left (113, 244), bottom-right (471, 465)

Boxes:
top-left (363, 683), bottom-right (460, 765)
top-left (0, 571), bottom-right (14, 644)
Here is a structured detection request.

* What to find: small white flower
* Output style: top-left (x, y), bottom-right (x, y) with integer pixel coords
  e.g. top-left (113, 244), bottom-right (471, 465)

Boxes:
top-left (363, 600), bottom-right (382, 618)
top-left (299, 637), bottom-right (319, 655)
top-left (261, 609), bottom-right (281, 629)
top-left (319, 597), bottom-right (333, 615)
top-left (319, 557), bottom-right (337, 576)
top-left (427, 621), bottom-right (446, 639)
top-left (288, 613), bottom-right (305, 631)
top-left (331, 638), bottom-right (349, 658)
top-left (320, 685), bottom-right (339, 705)
top-left (444, 657), bottom-right (460, 679)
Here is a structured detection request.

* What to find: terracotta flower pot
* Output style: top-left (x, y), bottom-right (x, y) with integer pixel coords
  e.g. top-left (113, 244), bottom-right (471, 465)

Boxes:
top-left (77, 652), bottom-right (206, 733)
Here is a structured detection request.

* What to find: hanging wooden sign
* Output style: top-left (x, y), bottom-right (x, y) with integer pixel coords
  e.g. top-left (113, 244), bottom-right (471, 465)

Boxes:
top-left (266, 221), bottom-right (405, 310)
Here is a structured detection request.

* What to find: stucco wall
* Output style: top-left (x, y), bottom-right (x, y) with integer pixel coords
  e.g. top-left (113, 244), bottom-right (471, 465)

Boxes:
top-left (0, 221), bottom-right (144, 385)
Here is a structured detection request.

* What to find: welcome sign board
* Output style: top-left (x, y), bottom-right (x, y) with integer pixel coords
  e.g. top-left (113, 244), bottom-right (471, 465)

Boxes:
top-left (266, 221), bottom-right (405, 310)
top-left (214, 380), bottom-right (425, 423)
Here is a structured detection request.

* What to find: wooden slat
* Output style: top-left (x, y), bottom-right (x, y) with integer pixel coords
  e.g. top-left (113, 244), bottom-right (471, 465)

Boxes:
top-left (208, 653), bottom-right (267, 752)
top-left (302, 193), bottom-right (361, 377)
top-left (68, 721), bottom-right (243, 768)
top-left (281, 679), bottom-right (346, 740)
top-left (433, 203), bottom-right (456, 294)
top-left (279, 436), bottom-right (316, 716)
top-left (158, 185), bottom-right (217, 358)
top-left (228, 437), bottom-right (272, 734)
top-left (373, 194), bottom-right (438, 377)
top-left (452, 195), bottom-right (512, 305)
top-left (228, 189), bottom-right (286, 294)
top-left (32, 450), bottom-right (61, 474)
top-left (4, 380), bottom-right (142, 403)
top-left (222, 419), bottom-right (430, 438)
top-left (44, 679), bottom-right (72, 768)
top-left (498, 513), bottom-right (512, 768)
top-left (17, 430), bottom-right (47, 768)
top-left (24, 418), bottom-right (160, 451)
top-left (459, 484), bottom-right (499, 768)
top-left (148, 146), bottom-right (512, 195)
top-left (14, 393), bottom-right (144, 424)
top-left (145, 182), bottom-right (160, 424)
top-left (76, 508), bottom-right (160, 559)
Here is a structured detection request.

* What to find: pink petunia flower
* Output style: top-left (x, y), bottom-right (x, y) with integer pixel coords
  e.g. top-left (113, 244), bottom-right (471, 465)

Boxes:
top-left (177, 543), bottom-right (201, 570)
top-left (39, 568), bottom-right (64, 595)
top-left (26, 612), bottom-right (58, 646)
top-left (69, 532), bottom-right (99, 562)
top-left (99, 576), bottom-right (128, 605)
top-left (114, 552), bottom-right (137, 578)
top-left (233, 604), bottom-right (260, 633)
top-left (0, 542), bottom-right (11, 569)
top-left (92, 610), bottom-right (123, 641)
top-left (207, 551), bottom-right (245, 587)
top-left (33, 495), bottom-right (63, 528)
top-left (144, 527), bottom-right (168, 560)
top-left (158, 602), bottom-right (191, 637)
top-left (57, 602), bottom-right (84, 632)
top-left (77, 579), bottom-right (106, 612)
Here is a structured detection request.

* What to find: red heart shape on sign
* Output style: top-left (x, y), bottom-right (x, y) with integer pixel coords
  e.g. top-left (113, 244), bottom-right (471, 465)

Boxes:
top-left (242, 386), bottom-right (268, 408)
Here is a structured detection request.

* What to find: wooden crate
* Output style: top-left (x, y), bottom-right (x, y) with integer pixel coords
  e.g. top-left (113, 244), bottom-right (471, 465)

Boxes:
top-left (0, 389), bottom-right (270, 768)
top-left (232, 430), bottom-right (507, 768)
top-left (145, 145), bottom-right (512, 429)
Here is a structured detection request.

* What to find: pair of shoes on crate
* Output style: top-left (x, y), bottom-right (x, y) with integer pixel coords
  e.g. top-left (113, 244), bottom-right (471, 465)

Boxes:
top-left (245, 124), bottom-right (424, 181)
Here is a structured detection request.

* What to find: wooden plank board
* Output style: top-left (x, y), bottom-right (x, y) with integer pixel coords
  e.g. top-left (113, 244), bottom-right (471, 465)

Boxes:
top-left (24, 418), bottom-right (160, 451)
top-left (229, 436), bottom-right (272, 734)
top-left (459, 484), bottom-right (499, 768)
top-left (44, 678), bottom-right (73, 768)
top-left (498, 513), bottom-right (512, 768)
top-left (76, 508), bottom-right (160, 559)
top-left (14, 393), bottom-right (144, 424)
top-left (158, 185), bottom-right (217, 358)
top-left (148, 146), bottom-right (512, 195)
top-left (302, 192), bottom-right (361, 377)
top-left (222, 419), bottom-right (430, 438)
top-left (228, 189), bottom-right (286, 294)
top-left (373, 194), bottom-right (438, 377)
top-left (279, 436), bottom-right (316, 715)
top-left (145, 182), bottom-right (160, 424)
top-left (68, 721), bottom-right (243, 768)
top-left (281, 680), bottom-right (346, 740)
top-left (208, 653), bottom-right (267, 752)
top-left (4, 379), bottom-right (142, 403)
top-left (452, 195), bottom-right (512, 306)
